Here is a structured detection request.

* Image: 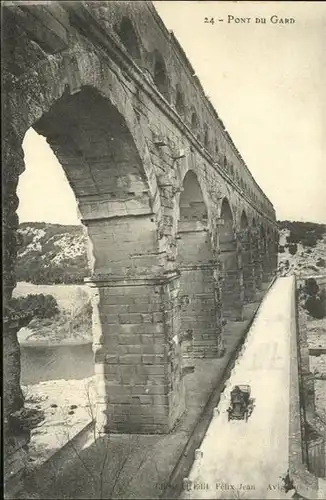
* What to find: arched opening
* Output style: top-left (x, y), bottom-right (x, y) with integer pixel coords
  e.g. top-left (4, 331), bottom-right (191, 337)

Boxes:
top-left (4, 85), bottom-right (185, 438)
top-left (14, 128), bottom-right (97, 450)
top-left (153, 50), bottom-right (169, 101)
top-left (219, 199), bottom-right (243, 322)
top-left (191, 111), bottom-right (200, 140)
top-left (32, 87), bottom-right (155, 276)
top-left (177, 171), bottom-right (221, 361)
top-left (240, 210), bottom-right (255, 302)
top-left (175, 86), bottom-right (185, 117)
top-left (251, 218), bottom-right (263, 290)
top-left (260, 224), bottom-right (271, 282)
top-left (116, 17), bottom-right (141, 64)
top-left (203, 124), bottom-right (209, 149)
top-left (240, 210), bottom-right (248, 230)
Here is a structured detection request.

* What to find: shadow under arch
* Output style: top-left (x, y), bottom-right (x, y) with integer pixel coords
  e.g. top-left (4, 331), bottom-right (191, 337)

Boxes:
top-left (33, 86), bottom-right (156, 277)
top-left (219, 198), bottom-right (244, 321)
top-left (240, 210), bottom-right (256, 302)
top-left (176, 170), bottom-right (222, 361)
top-left (153, 49), bottom-right (169, 101)
top-left (250, 217), bottom-right (263, 290)
top-left (116, 16), bottom-right (142, 64)
top-left (260, 224), bottom-right (273, 282)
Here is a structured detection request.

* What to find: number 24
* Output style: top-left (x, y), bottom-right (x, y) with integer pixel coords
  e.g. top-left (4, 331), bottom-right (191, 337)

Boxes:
top-left (204, 17), bottom-right (215, 24)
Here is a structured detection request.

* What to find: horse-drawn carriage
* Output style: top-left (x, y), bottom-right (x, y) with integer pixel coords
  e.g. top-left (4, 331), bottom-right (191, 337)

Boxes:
top-left (227, 385), bottom-right (255, 422)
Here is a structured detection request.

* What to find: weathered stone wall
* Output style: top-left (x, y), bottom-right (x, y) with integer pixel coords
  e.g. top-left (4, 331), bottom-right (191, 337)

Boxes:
top-left (3, 0), bottom-right (278, 446)
top-left (291, 276), bottom-right (326, 493)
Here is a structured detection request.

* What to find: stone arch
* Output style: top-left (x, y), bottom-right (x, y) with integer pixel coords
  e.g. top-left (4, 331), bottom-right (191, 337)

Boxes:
top-left (3, 43), bottom-right (188, 436)
top-left (191, 111), bottom-right (201, 140)
top-left (31, 87), bottom-right (157, 276)
top-left (116, 16), bottom-right (142, 64)
top-left (219, 198), bottom-right (243, 321)
top-left (239, 209), bottom-right (255, 302)
top-left (175, 85), bottom-right (185, 117)
top-left (203, 123), bottom-right (209, 149)
top-left (153, 50), bottom-right (169, 101)
top-left (260, 224), bottom-right (271, 282)
top-left (176, 170), bottom-right (222, 362)
top-left (240, 210), bottom-right (248, 230)
top-left (250, 217), bottom-right (263, 290)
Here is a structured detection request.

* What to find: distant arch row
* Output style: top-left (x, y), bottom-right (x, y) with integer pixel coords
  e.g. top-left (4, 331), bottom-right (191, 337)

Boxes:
top-left (177, 170), bottom-right (276, 241)
top-left (114, 16), bottom-right (264, 208)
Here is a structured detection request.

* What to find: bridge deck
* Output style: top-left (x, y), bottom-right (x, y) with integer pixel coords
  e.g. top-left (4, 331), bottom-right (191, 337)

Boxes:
top-left (181, 276), bottom-right (295, 500)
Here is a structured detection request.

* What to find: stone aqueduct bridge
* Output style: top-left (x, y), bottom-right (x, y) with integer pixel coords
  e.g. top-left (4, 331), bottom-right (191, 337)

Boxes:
top-left (3, 2), bottom-right (278, 435)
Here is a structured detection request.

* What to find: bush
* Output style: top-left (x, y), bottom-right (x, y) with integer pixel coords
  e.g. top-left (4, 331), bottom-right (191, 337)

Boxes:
top-left (278, 245), bottom-right (285, 253)
top-left (302, 279), bottom-right (326, 319)
top-left (302, 234), bottom-right (318, 247)
top-left (316, 258), bottom-right (326, 268)
top-left (305, 295), bottom-right (326, 319)
top-left (288, 243), bottom-right (298, 255)
top-left (304, 278), bottom-right (319, 296)
top-left (9, 294), bottom-right (59, 320)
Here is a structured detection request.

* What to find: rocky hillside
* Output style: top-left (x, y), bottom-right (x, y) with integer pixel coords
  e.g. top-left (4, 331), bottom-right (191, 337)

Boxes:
top-left (16, 222), bottom-right (88, 284)
top-left (277, 220), bottom-right (326, 277)
top-left (16, 220), bottom-right (326, 285)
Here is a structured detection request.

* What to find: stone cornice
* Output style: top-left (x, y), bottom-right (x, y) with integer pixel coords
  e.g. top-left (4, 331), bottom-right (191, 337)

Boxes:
top-left (84, 270), bottom-right (180, 287)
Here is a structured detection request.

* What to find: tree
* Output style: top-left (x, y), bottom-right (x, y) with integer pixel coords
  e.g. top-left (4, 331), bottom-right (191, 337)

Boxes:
top-left (9, 294), bottom-right (59, 320)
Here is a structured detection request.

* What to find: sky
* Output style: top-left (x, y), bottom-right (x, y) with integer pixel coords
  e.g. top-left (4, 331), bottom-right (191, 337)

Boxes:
top-left (17, 1), bottom-right (326, 225)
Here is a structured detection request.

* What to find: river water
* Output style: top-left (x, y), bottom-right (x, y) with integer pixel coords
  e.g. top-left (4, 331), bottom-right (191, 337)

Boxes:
top-left (20, 342), bottom-right (94, 385)
top-left (14, 282), bottom-right (94, 385)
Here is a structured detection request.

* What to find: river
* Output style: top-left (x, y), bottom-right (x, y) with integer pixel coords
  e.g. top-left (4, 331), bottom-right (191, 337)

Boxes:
top-left (20, 342), bottom-right (94, 385)
top-left (13, 281), bottom-right (94, 385)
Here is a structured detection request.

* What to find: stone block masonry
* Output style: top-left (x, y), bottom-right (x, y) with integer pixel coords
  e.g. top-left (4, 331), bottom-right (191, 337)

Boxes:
top-left (88, 273), bottom-right (185, 434)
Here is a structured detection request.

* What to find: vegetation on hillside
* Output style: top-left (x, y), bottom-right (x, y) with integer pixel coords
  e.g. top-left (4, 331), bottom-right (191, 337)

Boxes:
top-left (25, 299), bottom-right (93, 342)
top-left (16, 222), bottom-right (89, 285)
top-left (9, 294), bottom-right (59, 320)
top-left (278, 220), bottom-right (326, 248)
top-left (11, 290), bottom-right (93, 342)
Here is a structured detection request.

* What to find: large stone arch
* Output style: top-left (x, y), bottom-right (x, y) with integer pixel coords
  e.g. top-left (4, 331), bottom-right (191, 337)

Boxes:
top-left (3, 36), bottom-right (187, 435)
top-left (32, 87), bottom-right (159, 276)
top-left (176, 170), bottom-right (222, 360)
top-left (219, 198), bottom-right (244, 321)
